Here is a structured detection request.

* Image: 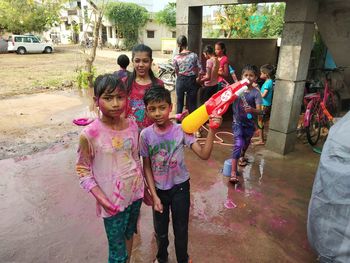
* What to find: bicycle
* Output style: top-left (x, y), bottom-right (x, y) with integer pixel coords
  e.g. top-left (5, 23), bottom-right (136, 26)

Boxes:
top-left (303, 67), bottom-right (342, 146)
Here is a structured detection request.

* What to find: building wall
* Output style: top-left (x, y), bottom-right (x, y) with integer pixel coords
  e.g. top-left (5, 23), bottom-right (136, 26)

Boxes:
top-left (139, 21), bottom-right (175, 50)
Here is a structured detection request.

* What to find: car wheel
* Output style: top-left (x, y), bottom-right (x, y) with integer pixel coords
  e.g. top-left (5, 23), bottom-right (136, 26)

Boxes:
top-left (44, 47), bottom-right (52, 53)
top-left (17, 47), bottom-right (26, 55)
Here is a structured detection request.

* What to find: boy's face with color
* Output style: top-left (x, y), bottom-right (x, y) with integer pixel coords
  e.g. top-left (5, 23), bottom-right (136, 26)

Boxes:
top-left (146, 100), bottom-right (172, 127)
top-left (133, 51), bottom-right (152, 78)
top-left (242, 70), bottom-right (258, 87)
top-left (95, 88), bottom-right (127, 119)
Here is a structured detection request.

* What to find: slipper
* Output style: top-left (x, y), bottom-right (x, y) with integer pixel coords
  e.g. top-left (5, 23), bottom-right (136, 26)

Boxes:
top-left (252, 141), bottom-right (265, 146)
top-left (238, 157), bottom-right (248, 166)
top-left (229, 176), bottom-right (240, 184)
top-left (73, 118), bottom-right (94, 126)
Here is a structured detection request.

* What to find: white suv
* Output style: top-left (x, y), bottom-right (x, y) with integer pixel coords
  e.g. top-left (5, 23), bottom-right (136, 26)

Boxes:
top-left (8, 35), bottom-right (54, 54)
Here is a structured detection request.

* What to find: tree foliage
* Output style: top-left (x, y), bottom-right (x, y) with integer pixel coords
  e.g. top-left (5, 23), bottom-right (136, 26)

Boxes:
top-left (155, 2), bottom-right (176, 29)
top-left (0, 0), bottom-right (63, 34)
top-left (215, 3), bottom-right (285, 38)
top-left (106, 2), bottom-right (149, 50)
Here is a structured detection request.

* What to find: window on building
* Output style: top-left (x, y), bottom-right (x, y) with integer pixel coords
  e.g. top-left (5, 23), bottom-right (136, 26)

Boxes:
top-left (109, 27), bottom-right (112, 38)
top-left (172, 31), bottom-right (176, 38)
top-left (147, 30), bottom-right (155, 38)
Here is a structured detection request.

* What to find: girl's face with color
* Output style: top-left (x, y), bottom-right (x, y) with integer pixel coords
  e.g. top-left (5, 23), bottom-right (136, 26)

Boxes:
top-left (146, 100), bottom-right (172, 127)
top-left (133, 51), bottom-right (152, 78)
top-left (95, 88), bottom-right (127, 119)
top-left (242, 70), bottom-right (258, 87)
top-left (260, 71), bottom-right (268, 80)
top-left (215, 44), bottom-right (224, 57)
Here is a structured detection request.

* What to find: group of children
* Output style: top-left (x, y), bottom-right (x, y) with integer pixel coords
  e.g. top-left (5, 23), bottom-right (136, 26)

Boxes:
top-left (76, 42), bottom-right (275, 263)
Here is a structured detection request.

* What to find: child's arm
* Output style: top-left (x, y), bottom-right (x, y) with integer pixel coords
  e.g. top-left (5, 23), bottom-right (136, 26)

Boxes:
top-left (143, 157), bottom-right (163, 213)
top-left (261, 89), bottom-right (269, 98)
top-left (201, 65), bottom-right (211, 82)
top-left (76, 134), bottom-right (116, 214)
top-left (190, 116), bottom-right (222, 160)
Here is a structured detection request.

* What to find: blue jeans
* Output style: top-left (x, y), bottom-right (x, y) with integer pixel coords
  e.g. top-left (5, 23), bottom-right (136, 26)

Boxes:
top-left (153, 180), bottom-right (190, 263)
top-left (176, 75), bottom-right (198, 114)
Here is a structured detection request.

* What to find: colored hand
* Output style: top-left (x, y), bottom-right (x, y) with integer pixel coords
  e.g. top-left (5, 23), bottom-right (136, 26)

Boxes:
top-left (208, 115), bottom-right (223, 129)
top-left (153, 196), bottom-right (163, 213)
top-left (244, 105), bottom-right (254, 113)
top-left (143, 187), bottom-right (153, 206)
top-left (100, 198), bottom-right (117, 215)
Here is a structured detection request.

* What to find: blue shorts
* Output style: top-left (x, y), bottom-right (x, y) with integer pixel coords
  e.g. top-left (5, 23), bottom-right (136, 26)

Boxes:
top-left (103, 199), bottom-right (142, 263)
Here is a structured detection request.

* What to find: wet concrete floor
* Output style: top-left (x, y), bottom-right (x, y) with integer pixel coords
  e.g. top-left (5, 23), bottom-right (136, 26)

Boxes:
top-left (0, 123), bottom-right (319, 263)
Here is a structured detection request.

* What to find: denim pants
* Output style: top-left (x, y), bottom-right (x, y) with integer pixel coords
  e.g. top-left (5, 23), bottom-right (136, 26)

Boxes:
top-left (175, 75), bottom-right (198, 114)
top-left (153, 180), bottom-right (190, 263)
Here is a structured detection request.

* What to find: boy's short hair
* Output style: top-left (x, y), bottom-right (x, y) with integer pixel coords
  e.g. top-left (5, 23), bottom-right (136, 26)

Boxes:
top-left (260, 64), bottom-right (276, 79)
top-left (241, 64), bottom-right (259, 77)
top-left (117, 54), bottom-right (130, 69)
top-left (144, 85), bottom-right (172, 107)
top-left (94, 73), bottom-right (126, 98)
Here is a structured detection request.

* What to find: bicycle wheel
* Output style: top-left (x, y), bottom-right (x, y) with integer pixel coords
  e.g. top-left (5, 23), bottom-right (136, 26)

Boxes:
top-left (306, 106), bottom-right (321, 146)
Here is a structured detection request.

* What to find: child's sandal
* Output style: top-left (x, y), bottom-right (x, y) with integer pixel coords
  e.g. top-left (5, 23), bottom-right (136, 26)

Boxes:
top-left (238, 157), bottom-right (248, 166)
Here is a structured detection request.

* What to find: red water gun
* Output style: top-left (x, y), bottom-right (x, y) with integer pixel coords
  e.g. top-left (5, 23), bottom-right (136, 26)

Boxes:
top-left (182, 79), bottom-right (249, 133)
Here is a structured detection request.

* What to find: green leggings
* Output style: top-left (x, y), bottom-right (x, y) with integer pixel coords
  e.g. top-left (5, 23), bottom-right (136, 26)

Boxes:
top-left (103, 199), bottom-right (142, 263)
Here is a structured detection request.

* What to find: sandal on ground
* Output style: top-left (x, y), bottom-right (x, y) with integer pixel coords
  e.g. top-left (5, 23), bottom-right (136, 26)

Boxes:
top-left (229, 175), bottom-right (240, 184)
top-left (238, 157), bottom-right (248, 166)
top-left (252, 141), bottom-right (265, 146)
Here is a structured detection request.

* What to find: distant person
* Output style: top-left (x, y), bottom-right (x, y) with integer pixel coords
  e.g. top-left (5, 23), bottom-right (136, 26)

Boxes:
top-left (76, 74), bottom-right (144, 263)
top-left (114, 54), bottom-right (130, 79)
top-left (200, 45), bottom-right (219, 103)
top-left (308, 111), bottom-right (350, 263)
top-left (140, 85), bottom-right (222, 263)
top-left (254, 64), bottom-right (275, 145)
top-left (215, 42), bottom-right (238, 85)
top-left (125, 44), bottom-right (163, 131)
top-left (230, 65), bottom-right (262, 184)
top-left (173, 35), bottom-right (202, 115)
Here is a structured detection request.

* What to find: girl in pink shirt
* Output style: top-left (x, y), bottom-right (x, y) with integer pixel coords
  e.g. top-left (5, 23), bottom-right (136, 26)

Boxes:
top-left (215, 42), bottom-right (238, 85)
top-left (76, 74), bottom-right (144, 263)
top-left (125, 44), bottom-right (163, 131)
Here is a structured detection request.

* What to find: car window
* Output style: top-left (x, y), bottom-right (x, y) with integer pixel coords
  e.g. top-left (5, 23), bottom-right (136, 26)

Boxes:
top-left (23, 37), bottom-right (32, 43)
top-left (14, 36), bottom-right (23, 42)
top-left (31, 37), bottom-right (40, 43)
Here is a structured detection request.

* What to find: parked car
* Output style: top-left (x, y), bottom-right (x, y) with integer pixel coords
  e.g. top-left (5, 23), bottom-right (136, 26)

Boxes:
top-left (7, 35), bottom-right (54, 54)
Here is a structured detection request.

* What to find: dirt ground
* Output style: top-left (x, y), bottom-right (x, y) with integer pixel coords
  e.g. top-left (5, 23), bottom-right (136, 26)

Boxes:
top-left (0, 45), bottom-right (170, 160)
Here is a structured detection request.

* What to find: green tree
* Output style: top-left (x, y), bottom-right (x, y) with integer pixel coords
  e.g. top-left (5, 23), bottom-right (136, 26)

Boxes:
top-left (155, 2), bottom-right (176, 29)
top-left (214, 3), bottom-right (285, 39)
top-left (0, 0), bottom-right (63, 34)
top-left (106, 2), bottom-right (149, 50)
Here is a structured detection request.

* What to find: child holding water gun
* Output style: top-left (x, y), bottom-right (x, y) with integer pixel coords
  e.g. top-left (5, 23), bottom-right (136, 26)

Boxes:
top-left (140, 86), bottom-right (222, 263)
top-left (230, 64), bottom-right (262, 184)
top-left (76, 74), bottom-right (144, 263)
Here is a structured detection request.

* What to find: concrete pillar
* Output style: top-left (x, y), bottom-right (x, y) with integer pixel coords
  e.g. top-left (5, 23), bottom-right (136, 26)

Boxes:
top-left (176, 3), bottom-right (203, 54)
top-left (266, 0), bottom-right (319, 154)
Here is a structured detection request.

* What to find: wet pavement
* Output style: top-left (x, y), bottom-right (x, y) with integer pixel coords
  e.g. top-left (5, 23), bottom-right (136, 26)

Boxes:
top-left (0, 121), bottom-right (319, 263)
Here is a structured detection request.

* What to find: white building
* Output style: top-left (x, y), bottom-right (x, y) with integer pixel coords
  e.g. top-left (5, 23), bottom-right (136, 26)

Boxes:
top-left (45, 0), bottom-right (175, 50)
